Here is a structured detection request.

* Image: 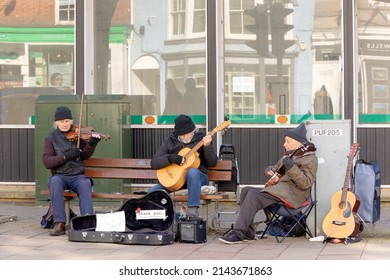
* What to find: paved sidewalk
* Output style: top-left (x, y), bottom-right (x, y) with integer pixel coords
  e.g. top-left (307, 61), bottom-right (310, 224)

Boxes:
top-left (0, 201), bottom-right (390, 260)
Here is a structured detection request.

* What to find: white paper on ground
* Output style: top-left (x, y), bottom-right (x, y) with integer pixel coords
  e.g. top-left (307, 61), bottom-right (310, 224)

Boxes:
top-left (95, 211), bottom-right (126, 232)
top-left (309, 235), bottom-right (325, 242)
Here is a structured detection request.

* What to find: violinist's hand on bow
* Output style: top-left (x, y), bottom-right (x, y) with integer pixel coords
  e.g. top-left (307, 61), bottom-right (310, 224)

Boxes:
top-left (203, 134), bottom-right (212, 146)
top-left (265, 166), bottom-right (276, 177)
top-left (89, 134), bottom-right (101, 146)
top-left (268, 174), bottom-right (280, 185)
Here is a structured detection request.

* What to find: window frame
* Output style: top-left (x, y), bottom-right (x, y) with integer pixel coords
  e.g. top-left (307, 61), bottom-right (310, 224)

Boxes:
top-left (169, 0), bottom-right (206, 40)
top-left (55, 0), bottom-right (75, 25)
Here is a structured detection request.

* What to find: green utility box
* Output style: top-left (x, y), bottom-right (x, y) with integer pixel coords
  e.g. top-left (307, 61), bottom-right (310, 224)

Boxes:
top-left (35, 94), bottom-right (131, 207)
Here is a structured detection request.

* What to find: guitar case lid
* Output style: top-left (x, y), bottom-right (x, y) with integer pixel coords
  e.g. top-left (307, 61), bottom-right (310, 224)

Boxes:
top-left (70, 190), bottom-right (175, 232)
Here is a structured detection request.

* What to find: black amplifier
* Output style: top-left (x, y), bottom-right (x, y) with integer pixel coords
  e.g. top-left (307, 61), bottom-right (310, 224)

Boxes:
top-left (177, 219), bottom-right (207, 243)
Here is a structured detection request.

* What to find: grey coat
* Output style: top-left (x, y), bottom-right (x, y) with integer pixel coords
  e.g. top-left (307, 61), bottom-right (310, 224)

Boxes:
top-left (263, 144), bottom-right (318, 208)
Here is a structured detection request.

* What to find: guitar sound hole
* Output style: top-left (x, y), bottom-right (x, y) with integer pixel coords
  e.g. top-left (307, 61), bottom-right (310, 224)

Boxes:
top-left (332, 221), bottom-right (346, 226)
top-left (339, 202), bottom-right (346, 209)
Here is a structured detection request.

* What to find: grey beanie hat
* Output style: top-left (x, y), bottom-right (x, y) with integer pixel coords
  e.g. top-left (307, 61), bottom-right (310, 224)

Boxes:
top-left (54, 106), bottom-right (73, 121)
top-left (285, 123), bottom-right (307, 143)
top-left (174, 114), bottom-right (196, 135)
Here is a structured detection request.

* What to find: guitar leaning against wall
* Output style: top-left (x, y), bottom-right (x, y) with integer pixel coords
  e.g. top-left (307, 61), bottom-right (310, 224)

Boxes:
top-left (322, 143), bottom-right (361, 240)
top-left (157, 120), bottom-right (231, 192)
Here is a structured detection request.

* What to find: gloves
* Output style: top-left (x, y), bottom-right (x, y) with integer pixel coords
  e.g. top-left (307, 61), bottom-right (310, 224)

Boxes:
top-left (168, 154), bottom-right (183, 165)
top-left (282, 157), bottom-right (295, 170)
top-left (63, 147), bottom-right (81, 160)
top-left (89, 136), bottom-right (101, 146)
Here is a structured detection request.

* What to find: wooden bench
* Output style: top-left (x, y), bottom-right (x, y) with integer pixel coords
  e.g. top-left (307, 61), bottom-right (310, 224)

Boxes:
top-left (40, 158), bottom-right (232, 224)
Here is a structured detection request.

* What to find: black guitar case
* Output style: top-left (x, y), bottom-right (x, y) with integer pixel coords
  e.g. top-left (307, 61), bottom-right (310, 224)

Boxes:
top-left (68, 190), bottom-right (175, 245)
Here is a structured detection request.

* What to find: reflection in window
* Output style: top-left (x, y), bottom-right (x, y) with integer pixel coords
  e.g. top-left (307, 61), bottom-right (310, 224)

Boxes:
top-left (224, 0), bottom-right (342, 124)
top-left (58, 0), bottom-right (75, 22)
top-left (144, 0), bottom-right (207, 123)
top-left (193, 0), bottom-right (206, 33)
top-left (0, 65), bottom-right (22, 83)
top-left (172, 0), bottom-right (186, 35)
top-left (357, 1), bottom-right (390, 123)
top-left (0, 1), bottom-right (76, 124)
top-left (229, 0), bottom-right (253, 34)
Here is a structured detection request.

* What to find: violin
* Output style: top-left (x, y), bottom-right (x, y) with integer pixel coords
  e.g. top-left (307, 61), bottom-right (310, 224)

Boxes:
top-left (264, 144), bottom-right (309, 188)
top-left (65, 124), bottom-right (111, 142)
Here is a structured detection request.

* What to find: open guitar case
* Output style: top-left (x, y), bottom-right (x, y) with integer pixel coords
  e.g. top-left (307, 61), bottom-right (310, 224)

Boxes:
top-left (68, 190), bottom-right (175, 245)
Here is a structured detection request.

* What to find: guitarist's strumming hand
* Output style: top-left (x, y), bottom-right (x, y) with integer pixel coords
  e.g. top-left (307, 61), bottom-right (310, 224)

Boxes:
top-left (168, 154), bottom-right (184, 166)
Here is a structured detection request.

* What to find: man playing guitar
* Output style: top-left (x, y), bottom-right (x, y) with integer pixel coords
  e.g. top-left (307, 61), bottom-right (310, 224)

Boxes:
top-left (149, 114), bottom-right (219, 219)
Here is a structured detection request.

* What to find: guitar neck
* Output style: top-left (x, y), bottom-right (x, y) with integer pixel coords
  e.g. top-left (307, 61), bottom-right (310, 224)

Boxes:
top-left (340, 143), bottom-right (360, 201)
top-left (340, 158), bottom-right (353, 201)
top-left (183, 127), bottom-right (219, 158)
top-left (185, 140), bottom-right (204, 157)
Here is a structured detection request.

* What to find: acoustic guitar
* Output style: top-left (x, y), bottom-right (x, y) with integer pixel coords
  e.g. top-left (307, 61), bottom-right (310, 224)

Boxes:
top-left (322, 143), bottom-right (360, 239)
top-left (157, 120), bottom-right (231, 192)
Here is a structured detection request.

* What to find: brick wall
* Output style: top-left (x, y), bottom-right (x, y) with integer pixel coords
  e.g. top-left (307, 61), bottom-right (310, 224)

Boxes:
top-left (0, 0), bottom-right (130, 27)
top-left (0, 0), bottom-right (55, 27)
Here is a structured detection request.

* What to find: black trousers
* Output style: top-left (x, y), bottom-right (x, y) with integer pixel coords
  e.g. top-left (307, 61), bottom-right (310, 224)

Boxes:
top-left (233, 186), bottom-right (281, 239)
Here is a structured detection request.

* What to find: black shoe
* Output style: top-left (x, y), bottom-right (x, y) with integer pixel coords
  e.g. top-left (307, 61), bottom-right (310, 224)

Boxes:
top-left (49, 222), bottom-right (66, 236)
top-left (186, 214), bottom-right (202, 221)
top-left (244, 224), bottom-right (257, 241)
top-left (186, 207), bottom-right (200, 220)
top-left (219, 231), bottom-right (244, 244)
top-left (243, 232), bottom-right (255, 242)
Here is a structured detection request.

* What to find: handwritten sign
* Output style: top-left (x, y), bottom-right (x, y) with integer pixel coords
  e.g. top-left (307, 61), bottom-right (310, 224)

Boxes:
top-left (95, 211), bottom-right (126, 232)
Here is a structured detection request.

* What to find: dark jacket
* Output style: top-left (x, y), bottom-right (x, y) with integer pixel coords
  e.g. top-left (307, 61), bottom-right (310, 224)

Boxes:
top-left (151, 131), bottom-right (218, 175)
top-left (263, 142), bottom-right (318, 208)
top-left (42, 128), bottom-right (97, 175)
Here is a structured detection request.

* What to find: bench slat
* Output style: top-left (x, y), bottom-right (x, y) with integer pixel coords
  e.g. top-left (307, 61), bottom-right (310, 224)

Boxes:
top-left (208, 160), bottom-right (232, 170)
top-left (85, 167), bottom-right (157, 180)
top-left (207, 170), bottom-right (231, 181)
top-left (85, 168), bottom-right (231, 181)
top-left (84, 158), bottom-right (151, 168)
top-left (84, 158), bottom-right (232, 171)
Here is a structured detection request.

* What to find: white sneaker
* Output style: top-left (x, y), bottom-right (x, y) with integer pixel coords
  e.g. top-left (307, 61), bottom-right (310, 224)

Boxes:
top-left (201, 185), bottom-right (216, 195)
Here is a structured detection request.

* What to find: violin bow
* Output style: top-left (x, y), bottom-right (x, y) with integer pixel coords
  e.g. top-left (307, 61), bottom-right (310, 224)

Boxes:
top-left (77, 92), bottom-right (84, 149)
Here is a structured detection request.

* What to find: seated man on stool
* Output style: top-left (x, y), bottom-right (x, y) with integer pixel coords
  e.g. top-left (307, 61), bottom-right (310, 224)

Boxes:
top-left (219, 123), bottom-right (318, 244)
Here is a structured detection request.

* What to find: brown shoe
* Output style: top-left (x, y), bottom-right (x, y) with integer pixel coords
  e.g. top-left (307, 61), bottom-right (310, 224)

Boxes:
top-left (49, 222), bottom-right (66, 236)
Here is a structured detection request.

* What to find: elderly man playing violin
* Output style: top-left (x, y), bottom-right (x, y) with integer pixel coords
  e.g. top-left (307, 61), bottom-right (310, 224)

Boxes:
top-left (42, 106), bottom-right (101, 236)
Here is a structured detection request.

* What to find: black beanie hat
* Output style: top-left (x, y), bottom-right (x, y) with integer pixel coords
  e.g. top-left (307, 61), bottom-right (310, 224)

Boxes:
top-left (54, 106), bottom-right (73, 121)
top-left (174, 114), bottom-right (196, 135)
top-left (285, 123), bottom-right (307, 143)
